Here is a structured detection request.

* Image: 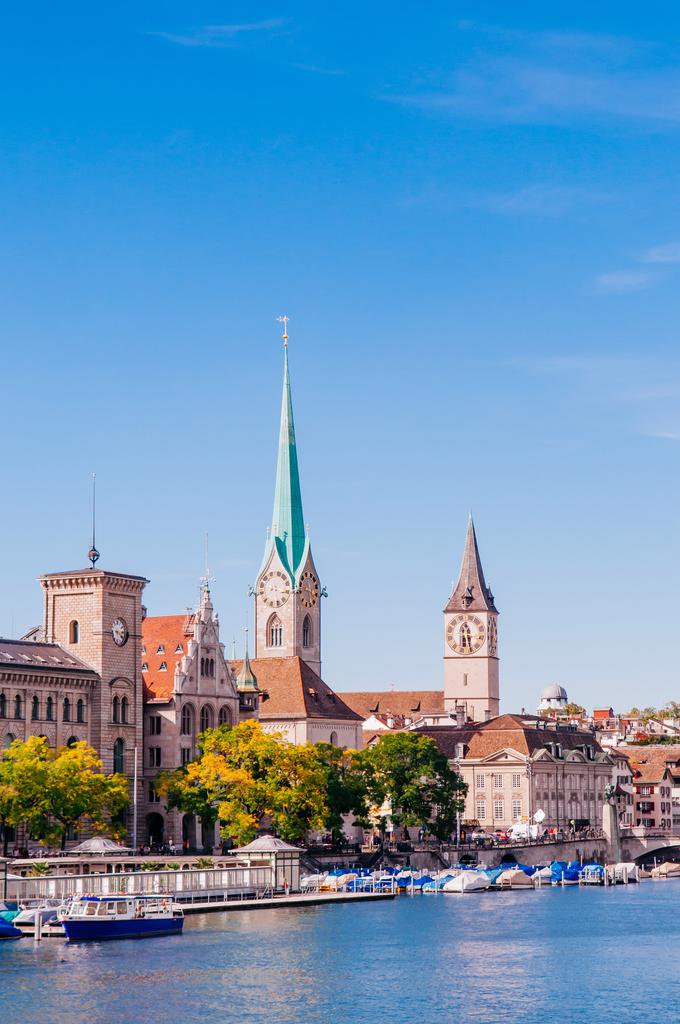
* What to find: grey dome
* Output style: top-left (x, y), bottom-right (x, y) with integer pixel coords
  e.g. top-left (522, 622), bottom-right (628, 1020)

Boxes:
top-left (541, 683), bottom-right (567, 701)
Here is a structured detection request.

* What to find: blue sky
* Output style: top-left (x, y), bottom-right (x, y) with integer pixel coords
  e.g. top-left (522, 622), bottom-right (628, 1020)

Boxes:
top-left (2, 3), bottom-right (680, 713)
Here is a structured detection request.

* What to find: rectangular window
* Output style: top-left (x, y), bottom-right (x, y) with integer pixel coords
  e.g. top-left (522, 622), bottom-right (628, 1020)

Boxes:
top-left (511, 773), bottom-right (522, 790)
top-left (493, 799), bottom-right (504, 820)
top-left (476, 774), bottom-right (485, 789)
top-left (640, 785), bottom-right (651, 796)
top-left (476, 800), bottom-right (486, 821)
top-left (180, 747), bottom-right (191, 766)
top-left (512, 800), bottom-right (522, 820)
top-left (492, 773), bottom-right (503, 789)
top-left (149, 747), bottom-right (161, 768)
top-left (149, 716), bottom-right (161, 735)
top-left (148, 783), bottom-right (160, 803)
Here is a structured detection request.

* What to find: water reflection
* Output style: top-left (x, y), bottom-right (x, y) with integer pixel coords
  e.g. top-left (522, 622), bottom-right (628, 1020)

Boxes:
top-left (3, 885), bottom-right (680, 1023)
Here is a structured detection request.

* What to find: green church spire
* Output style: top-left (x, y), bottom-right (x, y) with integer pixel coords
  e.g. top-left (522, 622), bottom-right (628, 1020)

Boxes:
top-left (266, 319), bottom-right (308, 581)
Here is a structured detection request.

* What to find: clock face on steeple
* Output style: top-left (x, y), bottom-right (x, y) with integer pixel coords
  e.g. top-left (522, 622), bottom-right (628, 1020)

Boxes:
top-left (258, 570), bottom-right (291, 608)
top-left (299, 570), bottom-right (319, 608)
top-left (447, 614), bottom-right (485, 655)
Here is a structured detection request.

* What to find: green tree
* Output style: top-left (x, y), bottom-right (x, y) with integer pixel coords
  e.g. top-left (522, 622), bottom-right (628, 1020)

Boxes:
top-left (565, 703), bottom-right (585, 717)
top-left (313, 743), bottom-right (368, 846)
top-left (0, 737), bottom-right (129, 850)
top-left (170, 721), bottom-right (340, 846)
top-left (353, 732), bottom-right (467, 841)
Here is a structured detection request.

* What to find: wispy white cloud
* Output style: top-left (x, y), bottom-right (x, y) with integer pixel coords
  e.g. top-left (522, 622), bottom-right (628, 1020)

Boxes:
top-left (154, 18), bottom-right (284, 48)
top-left (290, 62), bottom-right (346, 77)
top-left (401, 182), bottom-right (612, 218)
top-left (384, 25), bottom-right (680, 126)
top-left (519, 354), bottom-right (680, 439)
top-left (641, 241), bottom-right (680, 264)
top-left (593, 270), bottom-right (656, 294)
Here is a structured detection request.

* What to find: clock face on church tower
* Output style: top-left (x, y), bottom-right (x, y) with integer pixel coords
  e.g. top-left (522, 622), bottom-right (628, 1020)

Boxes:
top-left (299, 570), bottom-right (319, 608)
top-left (259, 570), bottom-right (292, 608)
top-left (447, 614), bottom-right (486, 655)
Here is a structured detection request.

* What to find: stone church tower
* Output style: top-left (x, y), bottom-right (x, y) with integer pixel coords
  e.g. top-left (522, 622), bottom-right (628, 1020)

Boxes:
top-left (253, 337), bottom-right (323, 677)
top-left (443, 516), bottom-right (499, 722)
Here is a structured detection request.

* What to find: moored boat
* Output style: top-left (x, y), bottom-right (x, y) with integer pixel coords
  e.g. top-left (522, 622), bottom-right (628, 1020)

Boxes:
top-left (443, 871), bottom-right (489, 894)
top-left (0, 917), bottom-right (23, 940)
top-left (59, 895), bottom-right (184, 941)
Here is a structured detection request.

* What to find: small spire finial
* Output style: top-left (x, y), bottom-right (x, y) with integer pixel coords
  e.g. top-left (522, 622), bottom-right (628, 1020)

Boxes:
top-left (276, 314), bottom-right (289, 348)
top-left (199, 532), bottom-right (215, 597)
top-left (88, 473), bottom-right (100, 568)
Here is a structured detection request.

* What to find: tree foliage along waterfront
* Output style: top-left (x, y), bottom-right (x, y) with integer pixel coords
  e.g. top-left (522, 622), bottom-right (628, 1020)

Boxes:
top-left (156, 720), bottom-right (467, 846)
top-left (0, 736), bottom-right (129, 851)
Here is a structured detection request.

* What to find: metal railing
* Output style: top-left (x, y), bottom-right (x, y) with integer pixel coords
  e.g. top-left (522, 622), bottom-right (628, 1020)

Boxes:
top-left (8, 865), bottom-right (274, 904)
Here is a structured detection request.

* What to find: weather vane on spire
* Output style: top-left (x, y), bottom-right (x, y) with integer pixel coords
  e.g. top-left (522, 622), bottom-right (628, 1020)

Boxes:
top-left (276, 315), bottom-right (289, 348)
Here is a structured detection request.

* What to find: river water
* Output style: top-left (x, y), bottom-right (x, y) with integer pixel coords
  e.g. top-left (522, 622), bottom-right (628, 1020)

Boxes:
top-left (1, 881), bottom-right (677, 1024)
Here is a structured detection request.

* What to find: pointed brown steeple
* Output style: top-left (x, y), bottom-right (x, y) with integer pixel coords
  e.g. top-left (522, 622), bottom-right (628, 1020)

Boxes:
top-left (445, 516), bottom-right (497, 613)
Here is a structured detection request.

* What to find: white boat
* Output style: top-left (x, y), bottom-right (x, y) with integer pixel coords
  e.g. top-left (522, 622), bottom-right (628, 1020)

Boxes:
top-left (651, 861), bottom-right (680, 879)
top-left (12, 902), bottom-right (65, 934)
top-left (443, 871), bottom-right (489, 893)
top-left (497, 868), bottom-right (533, 889)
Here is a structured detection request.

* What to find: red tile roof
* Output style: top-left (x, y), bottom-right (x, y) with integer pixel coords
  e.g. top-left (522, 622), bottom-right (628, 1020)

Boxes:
top-left (593, 708), bottom-right (614, 720)
top-left (418, 714), bottom-right (606, 760)
top-left (338, 690), bottom-right (444, 720)
top-left (616, 745), bottom-right (679, 784)
top-left (142, 614), bottom-right (195, 700)
top-left (228, 657), bottom-right (362, 722)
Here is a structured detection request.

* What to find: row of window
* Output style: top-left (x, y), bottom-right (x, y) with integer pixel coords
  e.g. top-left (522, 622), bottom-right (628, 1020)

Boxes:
top-left (141, 643), bottom-right (184, 656)
top-left (476, 773), bottom-right (523, 790)
top-left (0, 694), bottom-right (85, 723)
top-left (2, 733), bottom-right (83, 750)
top-left (267, 615), bottom-right (313, 648)
top-left (180, 703), bottom-right (232, 736)
top-left (475, 800), bottom-right (523, 821)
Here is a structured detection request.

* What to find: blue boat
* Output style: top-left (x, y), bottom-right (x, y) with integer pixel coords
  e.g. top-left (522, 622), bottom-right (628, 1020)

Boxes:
top-left (59, 895), bottom-right (184, 941)
top-left (0, 918), bottom-right (22, 940)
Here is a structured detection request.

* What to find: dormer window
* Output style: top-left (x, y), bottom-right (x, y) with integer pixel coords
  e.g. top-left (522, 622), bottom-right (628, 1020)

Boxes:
top-left (157, 644), bottom-right (165, 654)
top-left (159, 661), bottom-right (167, 671)
top-left (175, 644), bottom-right (184, 654)
top-left (141, 663), bottom-right (149, 672)
top-left (141, 645), bottom-right (146, 655)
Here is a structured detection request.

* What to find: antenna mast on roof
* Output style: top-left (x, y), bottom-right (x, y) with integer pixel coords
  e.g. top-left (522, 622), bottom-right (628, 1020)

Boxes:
top-left (88, 473), bottom-right (100, 568)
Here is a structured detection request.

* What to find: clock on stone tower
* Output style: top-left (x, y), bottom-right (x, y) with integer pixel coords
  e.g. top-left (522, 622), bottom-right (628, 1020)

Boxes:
top-left (39, 566), bottom-right (148, 775)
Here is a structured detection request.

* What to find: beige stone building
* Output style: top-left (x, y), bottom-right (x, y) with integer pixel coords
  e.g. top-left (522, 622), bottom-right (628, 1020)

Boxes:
top-left (414, 714), bottom-right (615, 831)
top-left (1, 566), bottom-right (147, 846)
top-left (140, 585), bottom-right (255, 848)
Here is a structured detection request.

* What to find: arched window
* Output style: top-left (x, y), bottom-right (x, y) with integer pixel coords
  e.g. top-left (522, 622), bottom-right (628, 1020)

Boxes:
top-left (62, 697), bottom-right (70, 722)
top-left (267, 615), bottom-right (283, 648)
top-left (66, 736), bottom-right (78, 748)
top-left (329, 731), bottom-right (338, 747)
top-left (46, 696), bottom-right (54, 721)
top-left (180, 704), bottom-right (194, 737)
top-left (218, 706), bottom-right (231, 727)
top-left (14, 695), bottom-right (23, 720)
top-left (113, 738), bottom-right (124, 774)
top-left (112, 695), bottom-right (120, 723)
top-left (200, 705), bottom-right (213, 733)
top-left (0, 693), bottom-right (7, 718)
top-left (200, 657), bottom-right (205, 676)
top-left (3, 733), bottom-right (15, 749)
top-left (121, 696), bottom-right (129, 724)
top-left (69, 620), bottom-right (79, 644)
top-left (302, 615), bottom-right (312, 648)
top-left (31, 696), bottom-right (40, 721)
top-left (459, 623), bottom-right (472, 653)
top-left (76, 699), bottom-right (84, 723)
